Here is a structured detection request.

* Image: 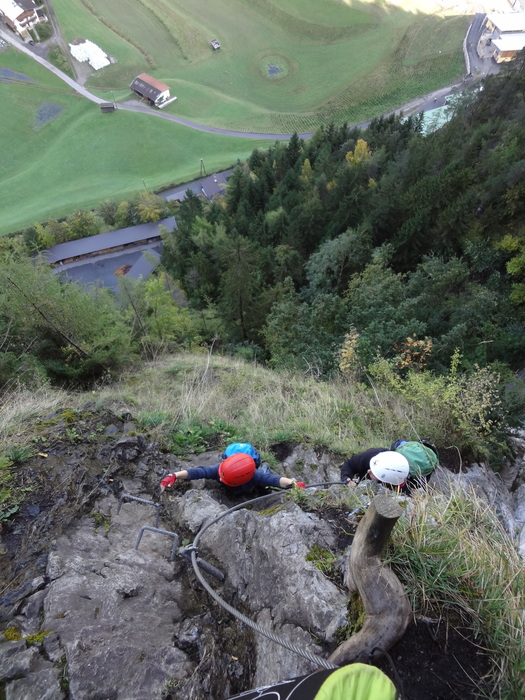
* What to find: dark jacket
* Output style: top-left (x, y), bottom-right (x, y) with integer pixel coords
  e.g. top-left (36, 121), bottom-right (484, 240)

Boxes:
top-left (341, 447), bottom-right (430, 495)
top-left (340, 448), bottom-right (388, 483)
top-left (185, 464), bottom-right (282, 493)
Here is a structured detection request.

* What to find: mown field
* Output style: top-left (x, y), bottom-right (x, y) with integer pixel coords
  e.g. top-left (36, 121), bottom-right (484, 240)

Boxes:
top-left (52, 0), bottom-right (468, 132)
top-left (0, 0), bottom-right (469, 235)
top-left (0, 49), bottom-right (267, 236)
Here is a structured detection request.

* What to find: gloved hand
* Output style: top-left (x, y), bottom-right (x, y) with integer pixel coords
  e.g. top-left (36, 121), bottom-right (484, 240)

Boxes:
top-left (160, 474), bottom-right (177, 492)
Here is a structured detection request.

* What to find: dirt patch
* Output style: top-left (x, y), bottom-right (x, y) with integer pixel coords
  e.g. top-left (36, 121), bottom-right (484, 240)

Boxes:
top-left (302, 503), bottom-right (497, 699)
top-left (114, 264), bottom-right (132, 277)
top-left (270, 441), bottom-right (298, 462)
top-left (376, 619), bottom-right (493, 700)
top-left (310, 503), bottom-right (358, 552)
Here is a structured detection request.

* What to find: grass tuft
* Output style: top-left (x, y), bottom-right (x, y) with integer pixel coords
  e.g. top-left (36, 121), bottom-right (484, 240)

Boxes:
top-left (390, 485), bottom-right (525, 698)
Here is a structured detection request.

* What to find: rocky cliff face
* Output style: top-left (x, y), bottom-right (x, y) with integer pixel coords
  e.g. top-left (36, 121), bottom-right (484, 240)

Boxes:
top-left (0, 408), bottom-right (349, 699)
top-left (0, 407), bottom-right (524, 699)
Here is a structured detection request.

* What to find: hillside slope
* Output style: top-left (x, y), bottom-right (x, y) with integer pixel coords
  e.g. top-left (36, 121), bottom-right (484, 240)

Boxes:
top-left (0, 353), bottom-right (524, 698)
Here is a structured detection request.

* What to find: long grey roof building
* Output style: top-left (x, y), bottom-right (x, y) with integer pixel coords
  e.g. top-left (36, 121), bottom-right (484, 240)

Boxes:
top-left (43, 217), bottom-right (176, 264)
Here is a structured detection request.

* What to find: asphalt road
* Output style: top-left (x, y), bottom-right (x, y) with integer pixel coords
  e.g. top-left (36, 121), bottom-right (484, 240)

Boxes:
top-left (0, 25), bottom-right (294, 138)
top-left (0, 26), bottom-right (105, 103)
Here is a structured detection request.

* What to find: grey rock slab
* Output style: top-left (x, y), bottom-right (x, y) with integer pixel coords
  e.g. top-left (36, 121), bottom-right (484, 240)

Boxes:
top-left (66, 638), bottom-right (190, 700)
top-left (514, 483), bottom-right (525, 559)
top-left (0, 640), bottom-right (39, 681)
top-left (39, 496), bottom-right (194, 699)
top-left (42, 631), bottom-right (63, 663)
top-left (5, 666), bottom-right (64, 700)
top-left (166, 489), bottom-right (227, 534)
top-left (203, 501), bottom-right (348, 640)
top-left (253, 609), bottom-right (324, 687)
top-left (13, 588), bottom-right (48, 635)
top-left (283, 445), bottom-right (340, 485)
top-left (432, 464), bottom-right (518, 537)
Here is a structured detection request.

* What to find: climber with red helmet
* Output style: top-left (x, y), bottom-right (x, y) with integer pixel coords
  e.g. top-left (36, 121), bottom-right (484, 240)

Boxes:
top-left (160, 451), bottom-right (305, 494)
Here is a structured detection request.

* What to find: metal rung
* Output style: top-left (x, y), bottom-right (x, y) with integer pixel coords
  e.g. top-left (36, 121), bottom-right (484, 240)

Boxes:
top-left (117, 494), bottom-right (160, 527)
top-left (135, 525), bottom-right (180, 561)
top-left (179, 545), bottom-right (225, 581)
top-left (134, 527), bottom-right (225, 580)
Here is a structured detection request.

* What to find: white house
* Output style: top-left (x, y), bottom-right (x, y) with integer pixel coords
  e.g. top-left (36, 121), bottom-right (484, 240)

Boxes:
top-left (485, 12), bottom-right (525, 35)
top-left (130, 73), bottom-right (171, 107)
top-left (492, 32), bottom-right (525, 62)
top-left (481, 12), bottom-right (525, 63)
top-left (0, 0), bottom-right (41, 39)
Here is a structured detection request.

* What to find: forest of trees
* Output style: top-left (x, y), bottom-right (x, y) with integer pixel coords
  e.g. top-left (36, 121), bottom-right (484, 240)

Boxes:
top-left (161, 57), bottom-right (525, 377)
top-left (1, 56), bottom-right (525, 399)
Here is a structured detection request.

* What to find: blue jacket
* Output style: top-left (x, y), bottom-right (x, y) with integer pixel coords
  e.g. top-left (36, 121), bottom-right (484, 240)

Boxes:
top-left (185, 464), bottom-right (282, 493)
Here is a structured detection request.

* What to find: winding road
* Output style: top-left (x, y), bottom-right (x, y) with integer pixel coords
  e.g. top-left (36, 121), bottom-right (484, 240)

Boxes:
top-left (0, 25), bottom-right (298, 140)
top-left (0, 11), bottom-right (499, 142)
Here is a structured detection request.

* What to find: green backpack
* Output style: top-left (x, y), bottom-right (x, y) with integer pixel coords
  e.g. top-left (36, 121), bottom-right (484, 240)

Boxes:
top-left (394, 441), bottom-right (439, 478)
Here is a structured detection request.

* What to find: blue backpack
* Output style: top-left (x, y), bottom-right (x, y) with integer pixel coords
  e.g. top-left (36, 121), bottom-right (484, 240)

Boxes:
top-left (222, 442), bottom-right (261, 468)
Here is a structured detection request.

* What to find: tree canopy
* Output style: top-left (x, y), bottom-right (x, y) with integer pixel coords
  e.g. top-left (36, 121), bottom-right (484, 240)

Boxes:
top-left (160, 60), bottom-right (525, 374)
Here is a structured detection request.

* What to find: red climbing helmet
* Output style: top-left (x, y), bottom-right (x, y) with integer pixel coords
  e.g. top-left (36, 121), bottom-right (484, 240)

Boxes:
top-left (218, 453), bottom-right (256, 487)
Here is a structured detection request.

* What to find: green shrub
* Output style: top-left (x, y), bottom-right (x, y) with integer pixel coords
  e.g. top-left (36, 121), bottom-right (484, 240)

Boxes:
top-left (25, 630), bottom-right (52, 645)
top-left (5, 444), bottom-right (34, 463)
top-left (0, 456), bottom-right (23, 524)
top-left (3, 626), bottom-right (22, 641)
top-left (167, 418), bottom-right (237, 456)
top-left (35, 22), bottom-right (53, 41)
top-left (47, 48), bottom-right (72, 76)
top-left (366, 350), bottom-right (509, 462)
top-left (136, 410), bottom-right (172, 429)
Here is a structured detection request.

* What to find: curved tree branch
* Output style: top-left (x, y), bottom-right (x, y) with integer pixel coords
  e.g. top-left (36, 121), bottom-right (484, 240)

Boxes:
top-left (328, 494), bottom-right (411, 666)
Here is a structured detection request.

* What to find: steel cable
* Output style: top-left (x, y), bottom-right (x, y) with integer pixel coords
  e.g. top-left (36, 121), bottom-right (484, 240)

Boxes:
top-left (190, 482), bottom-right (347, 670)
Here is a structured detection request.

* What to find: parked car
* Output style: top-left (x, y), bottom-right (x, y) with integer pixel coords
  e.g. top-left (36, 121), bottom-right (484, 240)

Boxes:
top-left (29, 40), bottom-right (35, 46)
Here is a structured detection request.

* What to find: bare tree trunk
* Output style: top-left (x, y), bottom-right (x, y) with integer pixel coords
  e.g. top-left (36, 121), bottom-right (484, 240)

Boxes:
top-left (328, 494), bottom-right (411, 666)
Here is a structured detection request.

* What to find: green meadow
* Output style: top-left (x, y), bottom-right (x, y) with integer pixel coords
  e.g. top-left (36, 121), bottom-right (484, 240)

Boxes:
top-left (53, 0), bottom-right (468, 132)
top-left (0, 0), bottom-right (469, 234)
top-left (0, 49), bottom-right (267, 236)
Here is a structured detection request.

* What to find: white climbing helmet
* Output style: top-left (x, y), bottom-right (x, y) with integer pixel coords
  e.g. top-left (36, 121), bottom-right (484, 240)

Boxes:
top-left (369, 451), bottom-right (409, 486)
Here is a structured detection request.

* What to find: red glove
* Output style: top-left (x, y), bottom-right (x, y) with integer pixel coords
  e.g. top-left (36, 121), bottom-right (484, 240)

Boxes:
top-left (294, 482), bottom-right (306, 489)
top-left (160, 474), bottom-right (176, 491)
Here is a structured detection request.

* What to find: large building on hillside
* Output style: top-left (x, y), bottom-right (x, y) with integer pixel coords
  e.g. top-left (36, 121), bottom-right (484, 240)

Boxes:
top-left (485, 12), bottom-right (525, 35)
top-left (481, 12), bottom-right (525, 63)
top-left (0, 0), bottom-right (41, 39)
top-left (510, 0), bottom-right (525, 12)
top-left (130, 73), bottom-right (171, 107)
top-left (492, 33), bottom-right (525, 62)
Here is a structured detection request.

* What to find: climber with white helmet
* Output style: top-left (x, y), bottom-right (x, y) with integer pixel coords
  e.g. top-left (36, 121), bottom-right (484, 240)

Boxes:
top-left (340, 448), bottom-right (410, 492)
